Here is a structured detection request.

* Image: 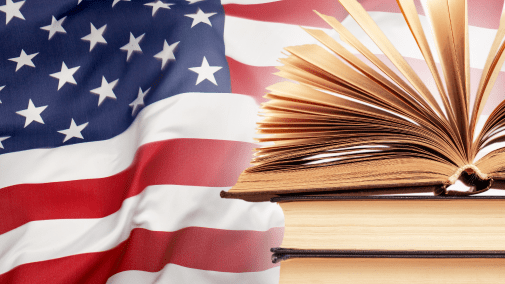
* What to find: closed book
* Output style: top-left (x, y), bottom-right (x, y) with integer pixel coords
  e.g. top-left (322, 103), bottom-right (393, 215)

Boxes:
top-left (273, 196), bottom-right (505, 252)
top-left (272, 196), bottom-right (505, 283)
top-left (272, 250), bottom-right (505, 284)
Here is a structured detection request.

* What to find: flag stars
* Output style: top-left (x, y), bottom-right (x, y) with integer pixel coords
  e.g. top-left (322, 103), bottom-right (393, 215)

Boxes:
top-left (186, 0), bottom-right (204, 3)
top-left (81, 23), bottom-right (107, 51)
top-left (0, 0), bottom-right (25, 25)
top-left (189, 56), bottom-right (222, 85)
top-left (0, 136), bottom-right (9, 149)
top-left (185, 8), bottom-right (216, 28)
top-left (120, 32), bottom-right (145, 61)
top-left (16, 99), bottom-right (47, 128)
top-left (50, 62), bottom-right (80, 90)
top-left (145, 1), bottom-right (174, 16)
top-left (90, 76), bottom-right (119, 106)
top-left (0, 85), bottom-right (4, 104)
top-left (9, 49), bottom-right (38, 71)
top-left (40, 16), bottom-right (67, 40)
top-left (129, 87), bottom-right (150, 116)
top-left (154, 40), bottom-right (179, 69)
top-left (58, 119), bottom-right (88, 143)
top-left (112, 0), bottom-right (130, 7)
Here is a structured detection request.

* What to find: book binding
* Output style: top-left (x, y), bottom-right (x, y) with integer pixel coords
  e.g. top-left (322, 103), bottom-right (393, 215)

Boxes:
top-left (221, 171), bottom-right (495, 202)
top-left (271, 248), bottom-right (505, 263)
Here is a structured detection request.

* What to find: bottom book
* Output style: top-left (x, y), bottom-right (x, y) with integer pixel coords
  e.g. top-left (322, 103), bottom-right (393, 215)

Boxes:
top-left (272, 250), bottom-right (505, 284)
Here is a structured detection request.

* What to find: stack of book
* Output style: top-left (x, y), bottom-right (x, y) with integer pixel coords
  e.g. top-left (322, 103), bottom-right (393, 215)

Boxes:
top-left (222, 0), bottom-right (505, 282)
top-left (270, 196), bottom-right (505, 283)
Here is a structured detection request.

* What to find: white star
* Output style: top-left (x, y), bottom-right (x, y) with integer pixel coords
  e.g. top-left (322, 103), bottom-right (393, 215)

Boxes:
top-left (188, 56), bottom-right (222, 85)
top-left (40, 16), bottom-right (67, 40)
top-left (154, 40), bottom-right (178, 69)
top-left (185, 8), bottom-right (216, 28)
top-left (0, 85), bottom-right (4, 104)
top-left (16, 99), bottom-right (47, 128)
top-left (78, 0), bottom-right (82, 4)
top-left (81, 23), bottom-right (107, 51)
top-left (144, 1), bottom-right (174, 16)
top-left (120, 32), bottom-right (145, 61)
top-left (90, 76), bottom-right (119, 106)
top-left (112, 0), bottom-right (130, 7)
top-left (186, 0), bottom-right (204, 3)
top-left (50, 62), bottom-right (80, 90)
top-left (8, 49), bottom-right (38, 71)
top-left (0, 136), bottom-right (9, 149)
top-left (58, 119), bottom-right (88, 143)
top-left (129, 87), bottom-right (150, 116)
top-left (0, 0), bottom-right (25, 25)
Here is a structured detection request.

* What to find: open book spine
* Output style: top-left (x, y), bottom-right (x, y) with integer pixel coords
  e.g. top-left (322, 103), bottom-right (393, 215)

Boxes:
top-left (222, 182), bottom-right (444, 202)
top-left (271, 248), bottom-right (505, 263)
top-left (221, 172), bottom-right (495, 202)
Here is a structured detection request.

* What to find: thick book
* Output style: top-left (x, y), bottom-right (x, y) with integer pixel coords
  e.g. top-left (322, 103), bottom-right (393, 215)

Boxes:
top-left (221, 0), bottom-right (505, 202)
top-left (272, 250), bottom-right (505, 284)
top-left (271, 196), bottom-right (505, 252)
top-left (271, 195), bottom-right (505, 283)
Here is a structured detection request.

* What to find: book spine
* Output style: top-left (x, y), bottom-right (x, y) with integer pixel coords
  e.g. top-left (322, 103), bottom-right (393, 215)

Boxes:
top-left (270, 248), bottom-right (505, 263)
top-left (270, 195), bottom-right (505, 203)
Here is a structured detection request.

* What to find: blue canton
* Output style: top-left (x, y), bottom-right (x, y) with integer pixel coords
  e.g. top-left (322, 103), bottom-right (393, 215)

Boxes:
top-left (0, 0), bottom-right (230, 154)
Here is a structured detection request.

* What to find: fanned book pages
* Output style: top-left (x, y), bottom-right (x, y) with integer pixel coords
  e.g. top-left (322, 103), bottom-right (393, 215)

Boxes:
top-left (221, 0), bottom-right (505, 202)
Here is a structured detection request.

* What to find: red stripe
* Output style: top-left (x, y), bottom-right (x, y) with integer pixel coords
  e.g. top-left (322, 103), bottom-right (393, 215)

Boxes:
top-left (227, 56), bottom-right (281, 103)
top-left (223, 0), bottom-right (502, 29)
top-left (223, 0), bottom-right (349, 29)
top-left (359, 0), bottom-right (503, 29)
top-left (483, 70), bottom-right (505, 115)
top-left (360, 0), bottom-right (420, 14)
top-left (222, 0), bottom-right (418, 28)
top-left (0, 227), bottom-right (284, 283)
top-left (0, 138), bottom-right (255, 234)
top-left (468, 0), bottom-right (504, 29)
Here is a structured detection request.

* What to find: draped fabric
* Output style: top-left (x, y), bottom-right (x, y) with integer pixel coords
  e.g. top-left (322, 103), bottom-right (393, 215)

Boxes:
top-left (0, 0), bottom-right (503, 282)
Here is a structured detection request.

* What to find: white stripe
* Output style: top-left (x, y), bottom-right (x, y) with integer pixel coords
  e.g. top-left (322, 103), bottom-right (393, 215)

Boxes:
top-left (224, 16), bottom-right (329, 66)
top-left (0, 92), bottom-right (260, 189)
top-left (224, 12), bottom-right (501, 70)
top-left (134, 185), bottom-right (284, 232)
top-left (106, 264), bottom-right (280, 284)
top-left (0, 185), bottom-right (283, 274)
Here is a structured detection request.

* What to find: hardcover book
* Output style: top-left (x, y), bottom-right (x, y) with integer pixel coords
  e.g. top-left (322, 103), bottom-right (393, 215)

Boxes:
top-left (272, 196), bottom-right (505, 252)
top-left (273, 254), bottom-right (505, 284)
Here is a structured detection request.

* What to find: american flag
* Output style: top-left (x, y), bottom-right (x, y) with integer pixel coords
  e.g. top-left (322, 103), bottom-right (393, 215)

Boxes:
top-left (0, 0), bottom-right (504, 283)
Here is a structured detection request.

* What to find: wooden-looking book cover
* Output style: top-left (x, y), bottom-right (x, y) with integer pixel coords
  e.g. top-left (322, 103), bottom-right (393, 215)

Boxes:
top-left (221, 0), bottom-right (505, 202)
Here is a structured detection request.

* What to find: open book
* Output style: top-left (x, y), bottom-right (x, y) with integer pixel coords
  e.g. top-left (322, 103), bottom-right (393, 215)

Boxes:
top-left (222, 0), bottom-right (505, 202)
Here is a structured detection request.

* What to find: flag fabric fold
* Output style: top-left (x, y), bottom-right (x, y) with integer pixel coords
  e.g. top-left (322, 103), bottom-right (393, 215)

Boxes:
top-left (0, 0), bottom-right (503, 283)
